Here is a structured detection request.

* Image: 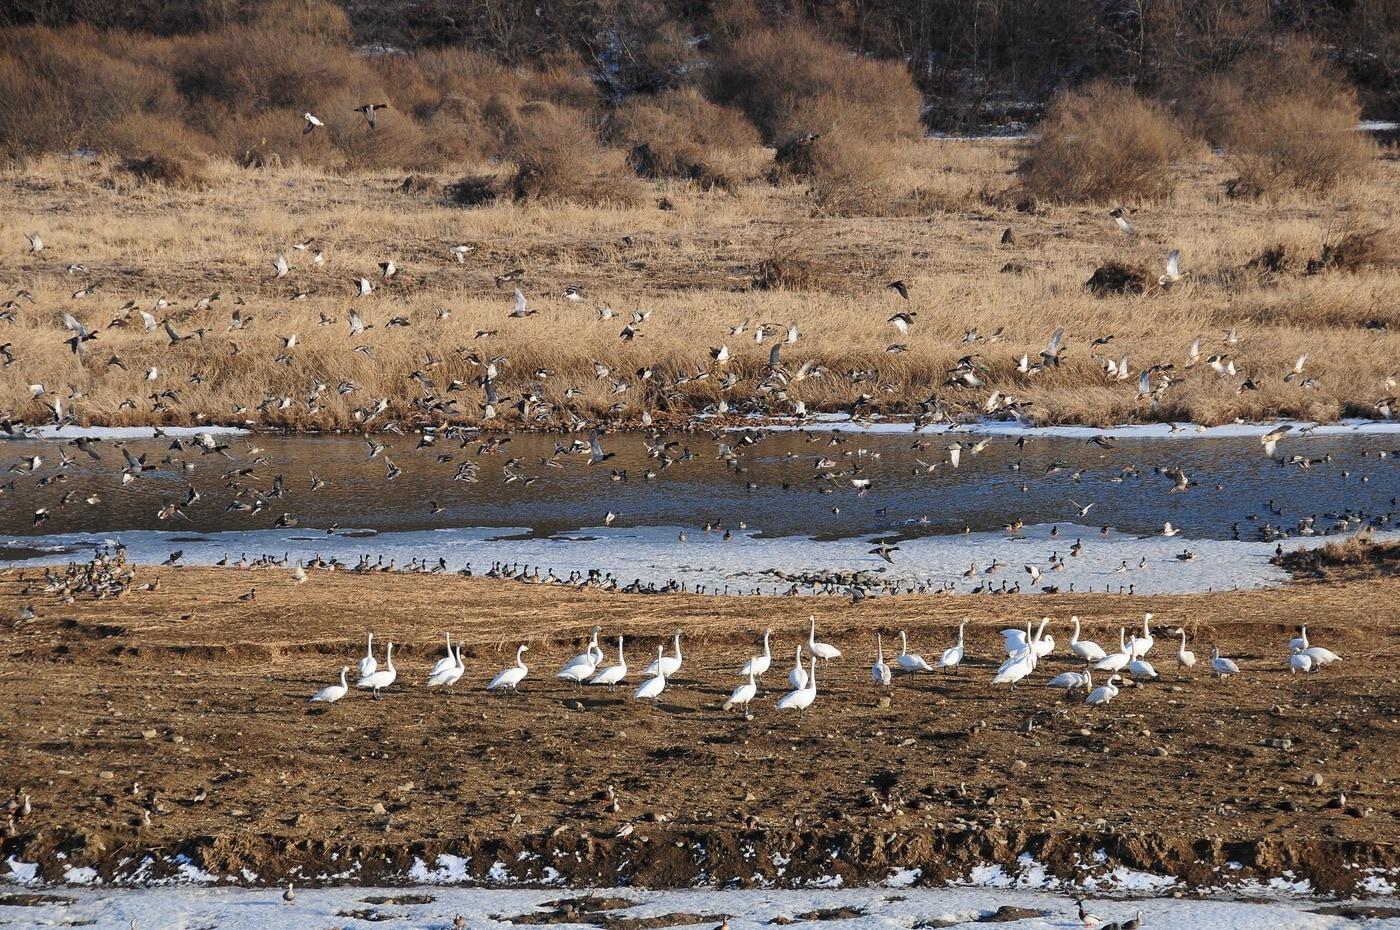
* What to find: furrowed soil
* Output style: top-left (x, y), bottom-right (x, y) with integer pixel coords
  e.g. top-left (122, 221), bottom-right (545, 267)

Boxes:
top-left (1, 567), bottom-right (1397, 891)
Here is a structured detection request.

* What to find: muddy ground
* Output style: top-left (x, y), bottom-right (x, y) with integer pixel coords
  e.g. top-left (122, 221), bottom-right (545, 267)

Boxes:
top-left (1, 567), bottom-right (1397, 892)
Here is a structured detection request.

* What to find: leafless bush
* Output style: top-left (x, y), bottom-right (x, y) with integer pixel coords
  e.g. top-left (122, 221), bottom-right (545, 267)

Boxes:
top-left (1019, 83), bottom-right (1193, 203)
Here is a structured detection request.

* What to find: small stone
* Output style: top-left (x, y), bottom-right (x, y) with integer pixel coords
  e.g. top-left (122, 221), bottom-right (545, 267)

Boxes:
top-left (1152, 747), bottom-right (1169, 757)
top-left (371, 802), bottom-right (387, 815)
top-left (168, 734), bottom-right (183, 744)
top-left (565, 700), bottom-right (584, 711)
top-left (877, 697), bottom-right (891, 709)
top-left (1010, 760), bottom-right (1028, 773)
top-left (1263, 737), bottom-right (1293, 750)
top-left (140, 729), bottom-right (158, 740)
top-left (1079, 728), bottom-right (1092, 737)
top-left (97, 771), bottom-right (114, 780)
top-left (1307, 773), bottom-right (1325, 787)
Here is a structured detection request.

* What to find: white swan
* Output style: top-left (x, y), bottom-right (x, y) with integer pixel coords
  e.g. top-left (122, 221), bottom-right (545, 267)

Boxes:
top-left (589, 636), bottom-right (628, 686)
top-left (1289, 649), bottom-right (1312, 674)
top-left (1002, 619), bottom-right (1032, 656)
top-left (311, 666), bottom-right (349, 703)
top-left (1085, 674), bottom-right (1120, 706)
top-left (1069, 616), bottom-right (1107, 662)
top-left (807, 616), bottom-right (841, 663)
top-left (992, 646), bottom-right (1036, 688)
top-left (1127, 655), bottom-right (1158, 679)
top-left (1046, 669), bottom-right (1090, 690)
top-left (1211, 645), bottom-right (1239, 679)
top-left (634, 645), bottom-right (668, 701)
top-left (1031, 617), bottom-right (1054, 658)
top-left (740, 629), bottom-right (772, 680)
top-left (1129, 613), bottom-right (1155, 657)
top-left (1302, 644), bottom-right (1341, 667)
top-left (356, 641), bottom-right (396, 697)
top-left (558, 626), bottom-right (603, 681)
top-left (777, 654), bottom-right (817, 715)
top-left (1288, 626), bottom-right (1309, 652)
top-left (427, 645), bottom-right (464, 689)
top-left (873, 633), bottom-right (892, 687)
top-left (644, 629), bottom-right (683, 678)
top-left (1094, 628), bottom-right (1131, 672)
top-left (789, 645), bottom-right (808, 689)
top-left (897, 630), bottom-right (933, 673)
top-left (1175, 628), bottom-right (1196, 678)
top-left (429, 632), bottom-right (456, 678)
top-left (358, 632), bottom-right (377, 679)
top-left (726, 671), bottom-right (757, 712)
top-left (488, 644), bottom-right (528, 691)
top-left (940, 620), bottom-right (966, 673)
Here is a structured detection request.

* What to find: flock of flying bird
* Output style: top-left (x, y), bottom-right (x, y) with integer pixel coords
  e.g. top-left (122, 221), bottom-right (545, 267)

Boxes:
top-left (308, 615), bottom-right (1343, 714)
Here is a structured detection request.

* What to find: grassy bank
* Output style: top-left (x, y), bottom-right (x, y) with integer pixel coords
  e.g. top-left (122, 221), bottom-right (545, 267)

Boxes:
top-left (0, 145), bottom-right (1397, 431)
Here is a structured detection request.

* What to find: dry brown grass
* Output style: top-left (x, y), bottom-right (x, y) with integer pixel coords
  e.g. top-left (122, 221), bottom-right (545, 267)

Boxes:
top-left (0, 142), bottom-right (1395, 431)
top-left (1019, 83), bottom-right (1195, 204)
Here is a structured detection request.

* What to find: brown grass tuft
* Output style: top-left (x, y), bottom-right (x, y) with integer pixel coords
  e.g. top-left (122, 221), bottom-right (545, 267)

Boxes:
top-left (506, 104), bottom-right (641, 206)
top-left (444, 173), bottom-right (501, 207)
top-left (1312, 226), bottom-right (1400, 274)
top-left (1019, 83), bottom-right (1193, 204)
top-left (119, 151), bottom-right (212, 190)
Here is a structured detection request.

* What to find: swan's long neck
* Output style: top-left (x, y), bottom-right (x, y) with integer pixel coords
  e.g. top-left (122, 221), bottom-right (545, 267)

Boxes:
top-left (809, 656), bottom-right (817, 690)
top-left (1301, 627), bottom-right (1309, 647)
top-left (1071, 617), bottom-right (1081, 643)
top-left (900, 630), bottom-right (908, 654)
top-left (877, 634), bottom-right (884, 661)
top-left (1119, 628), bottom-right (1126, 651)
top-left (1035, 617), bottom-right (1048, 642)
top-left (672, 633), bottom-right (682, 660)
top-left (809, 619), bottom-right (817, 646)
top-left (385, 642), bottom-right (394, 669)
top-left (1179, 630), bottom-right (1187, 648)
top-left (617, 636), bottom-right (625, 665)
top-left (339, 668), bottom-right (348, 687)
top-left (366, 632), bottom-right (374, 655)
top-left (794, 646), bottom-right (803, 668)
top-left (958, 621), bottom-right (965, 645)
top-left (762, 629), bottom-right (770, 657)
top-left (516, 645), bottom-right (526, 667)
top-left (656, 646), bottom-right (667, 680)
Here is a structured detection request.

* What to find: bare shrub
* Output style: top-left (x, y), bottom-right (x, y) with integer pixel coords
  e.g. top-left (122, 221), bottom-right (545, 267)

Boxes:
top-left (1085, 261), bottom-right (1151, 296)
top-left (1223, 98), bottom-right (1376, 196)
top-left (506, 104), bottom-right (640, 206)
top-left (445, 173), bottom-right (501, 207)
top-left (612, 87), bottom-right (757, 189)
top-left (119, 151), bottom-right (212, 190)
top-left (1311, 226), bottom-right (1400, 274)
top-left (710, 24), bottom-right (922, 144)
top-left (772, 130), bottom-right (898, 214)
top-left (1019, 83), bottom-right (1193, 204)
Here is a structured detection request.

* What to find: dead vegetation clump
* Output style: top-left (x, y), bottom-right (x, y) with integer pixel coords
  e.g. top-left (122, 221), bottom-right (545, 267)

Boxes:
top-left (504, 104), bottom-right (641, 206)
top-left (1019, 82), bottom-right (1193, 204)
top-left (1085, 261), bottom-right (1152, 296)
top-left (1309, 226), bottom-right (1400, 274)
top-left (1185, 40), bottom-right (1378, 197)
top-left (444, 173), bottom-right (501, 207)
top-left (1275, 530), bottom-right (1400, 580)
top-left (118, 151), bottom-right (212, 190)
top-left (750, 239), bottom-right (847, 292)
top-left (611, 87), bottom-right (756, 189)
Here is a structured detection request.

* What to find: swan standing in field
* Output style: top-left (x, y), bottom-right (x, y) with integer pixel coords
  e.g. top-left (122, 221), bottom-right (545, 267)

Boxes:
top-left (427, 646), bottom-right (464, 689)
top-left (872, 633), bottom-right (892, 688)
top-left (777, 655), bottom-right (817, 716)
top-left (1031, 617), bottom-right (1054, 657)
top-left (589, 636), bottom-right (628, 687)
top-left (897, 630), bottom-right (933, 673)
top-left (992, 643), bottom-right (1037, 689)
top-left (1175, 628), bottom-right (1196, 678)
top-left (1212, 645), bottom-right (1240, 680)
top-left (359, 633), bottom-right (378, 679)
top-left (1289, 649), bottom-right (1313, 674)
top-left (939, 620), bottom-right (966, 673)
top-left (311, 666), bottom-right (350, 703)
top-left (1046, 669), bottom-right (1091, 691)
top-left (1295, 630), bottom-right (1341, 667)
top-left (788, 645), bottom-right (809, 690)
top-left (356, 641), bottom-right (396, 698)
top-left (740, 629), bottom-right (772, 682)
top-left (725, 671), bottom-right (757, 712)
top-left (429, 632), bottom-right (457, 679)
top-left (1069, 616), bottom-right (1107, 663)
top-left (807, 617), bottom-right (841, 664)
top-left (1129, 613), bottom-right (1155, 657)
top-left (634, 646), bottom-right (668, 701)
top-left (1288, 626), bottom-right (1310, 652)
top-left (1094, 628), bottom-right (1132, 673)
top-left (1127, 654), bottom-right (1159, 680)
top-left (644, 629), bottom-right (683, 678)
top-left (488, 645), bottom-right (528, 691)
top-left (1086, 674), bottom-right (1120, 706)
top-left (558, 625), bottom-right (603, 682)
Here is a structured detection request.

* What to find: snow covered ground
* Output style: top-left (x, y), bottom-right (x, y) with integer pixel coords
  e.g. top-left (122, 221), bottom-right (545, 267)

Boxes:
top-left (7, 521), bottom-right (1383, 596)
top-left (3, 883), bottom-right (1397, 930)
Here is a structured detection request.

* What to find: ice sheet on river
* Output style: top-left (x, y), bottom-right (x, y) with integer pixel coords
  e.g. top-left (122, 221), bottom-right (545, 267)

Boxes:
top-left (2, 883), bottom-right (1397, 930)
top-left (7, 521), bottom-right (1387, 596)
